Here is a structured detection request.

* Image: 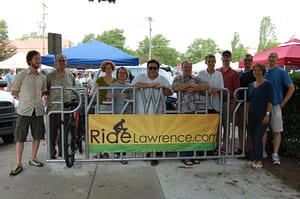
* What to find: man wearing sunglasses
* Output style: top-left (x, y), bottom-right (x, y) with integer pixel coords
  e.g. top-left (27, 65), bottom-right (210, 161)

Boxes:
top-left (132, 59), bottom-right (173, 166)
top-left (132, 59), bottom-right (173, 114)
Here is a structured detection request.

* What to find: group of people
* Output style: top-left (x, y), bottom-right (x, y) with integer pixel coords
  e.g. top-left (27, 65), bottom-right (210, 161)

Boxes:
top-left (8, 49), bottom-right (295, 176)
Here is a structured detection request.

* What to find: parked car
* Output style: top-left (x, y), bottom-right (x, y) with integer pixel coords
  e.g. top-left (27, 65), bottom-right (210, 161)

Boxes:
top-left (0, 80), bottom-right (18, 144)
top-left (95, 66), bottom-right (177, 110)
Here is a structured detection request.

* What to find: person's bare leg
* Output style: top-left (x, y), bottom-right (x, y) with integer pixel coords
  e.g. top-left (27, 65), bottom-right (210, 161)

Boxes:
top-left (31, 139), bottom-right (40, 159)
top-left (273, 132), bottom-right (281, 154)
top-left (16, 141), bottom-right (24, 164)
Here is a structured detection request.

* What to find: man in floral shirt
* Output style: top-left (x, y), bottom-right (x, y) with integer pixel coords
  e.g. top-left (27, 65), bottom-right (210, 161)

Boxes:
top-left (173, 61), bottom-right (209, 113)
top-left (172, 60), bottom-right (210, 166)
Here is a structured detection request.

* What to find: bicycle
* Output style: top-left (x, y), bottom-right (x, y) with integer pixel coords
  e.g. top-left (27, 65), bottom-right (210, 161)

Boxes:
top-left (63, 101), bottom-right (84, 168)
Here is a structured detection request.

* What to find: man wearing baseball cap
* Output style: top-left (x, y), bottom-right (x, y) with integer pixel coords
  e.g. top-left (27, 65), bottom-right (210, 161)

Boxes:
top-left (217, 50), bottom-right (240, 153)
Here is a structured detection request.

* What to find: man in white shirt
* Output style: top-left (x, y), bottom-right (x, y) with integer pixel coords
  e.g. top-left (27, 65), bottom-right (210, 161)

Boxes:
top-left (198, 54), bottom-right (224, 113)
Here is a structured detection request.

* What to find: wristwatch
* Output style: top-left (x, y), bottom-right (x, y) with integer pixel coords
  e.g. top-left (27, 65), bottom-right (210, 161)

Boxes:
top-left (266, 111), bottom-right (270, 115)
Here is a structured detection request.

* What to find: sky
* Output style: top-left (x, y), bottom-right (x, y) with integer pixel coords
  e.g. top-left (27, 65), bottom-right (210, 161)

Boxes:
top-left (1, 0), bottom-right (300, 53)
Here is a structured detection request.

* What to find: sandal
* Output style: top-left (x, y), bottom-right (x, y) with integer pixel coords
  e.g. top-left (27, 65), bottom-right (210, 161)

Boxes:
top-left (251, 163), bottom-right (263, 170)
top-left (192, 159), bottom-right (201, 164)
top-left (182, 159), bottom-right (193, 166)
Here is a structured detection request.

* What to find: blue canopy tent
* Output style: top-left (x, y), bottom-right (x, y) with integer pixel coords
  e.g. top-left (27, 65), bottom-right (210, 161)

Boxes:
top-left (42, 40), bottom-right (139, 68)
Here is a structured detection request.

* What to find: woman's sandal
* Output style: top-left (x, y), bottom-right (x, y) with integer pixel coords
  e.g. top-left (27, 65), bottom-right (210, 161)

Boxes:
top-left (182, 159), bottom-right (193, 166)
top-left (251, 163), bottom-right (263, 170)
top-left (192, 159), bottom-right (201, 164)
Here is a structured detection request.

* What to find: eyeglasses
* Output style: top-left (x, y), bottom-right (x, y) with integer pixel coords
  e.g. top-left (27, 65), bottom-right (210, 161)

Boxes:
top-left (244, 59), bottom-right (252, 62)
top-left (58, 60), bottom-right (66, 62)
top-left (148, 67), bottom-right (158, 71)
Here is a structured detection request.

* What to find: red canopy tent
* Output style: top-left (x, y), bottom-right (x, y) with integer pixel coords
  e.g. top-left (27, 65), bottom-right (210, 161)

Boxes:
top-left (239, 39), bottom-right (300, 69)
top-left (176, 64), bottom-right (182, 69)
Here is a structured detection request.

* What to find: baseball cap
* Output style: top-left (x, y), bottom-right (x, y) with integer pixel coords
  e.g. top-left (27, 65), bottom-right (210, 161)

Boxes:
top-left (222, 50), bottom-right (232, 57)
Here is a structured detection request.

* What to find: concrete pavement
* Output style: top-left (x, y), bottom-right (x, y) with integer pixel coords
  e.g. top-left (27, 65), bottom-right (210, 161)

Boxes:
top-left (0, 140), bottom-right (299, 199)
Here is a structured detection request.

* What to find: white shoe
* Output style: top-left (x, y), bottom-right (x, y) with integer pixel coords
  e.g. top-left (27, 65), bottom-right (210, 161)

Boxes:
top-left (272, 154), bottom-right (280, 165)
top-left (263, 150), bottom-right (268, 158)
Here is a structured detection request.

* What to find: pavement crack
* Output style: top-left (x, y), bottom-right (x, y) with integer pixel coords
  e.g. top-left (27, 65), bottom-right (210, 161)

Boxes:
top-left (86, 162), bottom-right (99, 199)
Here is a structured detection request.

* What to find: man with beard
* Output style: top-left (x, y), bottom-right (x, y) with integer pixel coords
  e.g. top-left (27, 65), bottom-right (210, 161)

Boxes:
top-left (10, 50), bottom-right (47, 176)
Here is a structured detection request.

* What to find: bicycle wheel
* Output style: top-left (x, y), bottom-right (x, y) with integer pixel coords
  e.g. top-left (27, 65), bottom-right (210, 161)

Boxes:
top-left (64, 122), bottom-right (75, 168)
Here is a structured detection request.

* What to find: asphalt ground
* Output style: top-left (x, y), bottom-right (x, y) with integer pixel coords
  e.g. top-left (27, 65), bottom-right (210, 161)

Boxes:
top-left (0, 140), bottom-right (299, 199)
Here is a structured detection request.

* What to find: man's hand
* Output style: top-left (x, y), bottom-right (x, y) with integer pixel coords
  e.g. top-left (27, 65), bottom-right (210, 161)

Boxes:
top-left (210, 87), bottom-right (218, 95)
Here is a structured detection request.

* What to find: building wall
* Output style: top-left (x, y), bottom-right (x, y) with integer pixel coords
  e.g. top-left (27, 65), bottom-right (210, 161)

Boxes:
top-left (10, 38), bottom-right (73, 55)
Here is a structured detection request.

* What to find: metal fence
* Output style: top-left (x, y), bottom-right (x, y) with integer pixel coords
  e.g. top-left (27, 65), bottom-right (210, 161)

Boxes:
top-left (46, 86), bottom-right (248, 165)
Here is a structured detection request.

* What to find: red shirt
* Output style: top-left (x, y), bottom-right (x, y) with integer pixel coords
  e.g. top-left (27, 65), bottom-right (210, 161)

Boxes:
top-left (216, 67), bottom-right (240, 99)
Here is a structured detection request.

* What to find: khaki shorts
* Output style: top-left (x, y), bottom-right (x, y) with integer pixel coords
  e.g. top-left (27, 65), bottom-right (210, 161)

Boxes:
top-left (270, 105), bottom-right (283, 133)
top-left (14, 112), bottom-right (45, 142)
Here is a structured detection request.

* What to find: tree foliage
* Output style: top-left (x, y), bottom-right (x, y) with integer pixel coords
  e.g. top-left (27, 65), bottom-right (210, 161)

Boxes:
top-left (136, 34), bottom-right (181, 66)
top-left (19, 32), bottom-right (43, 40)
top-left (185, 38), bottom-right (219, 64)
top-left (0, 19), bottom-right (16, 61)
top-left (82, 33), bottom-right (95, 43)
top-left (96, 28), bottom-right (126, 51)
top-left (231, 32), bottom-right (248, 62)
top-left (257, 16), bottom-right (280, 53)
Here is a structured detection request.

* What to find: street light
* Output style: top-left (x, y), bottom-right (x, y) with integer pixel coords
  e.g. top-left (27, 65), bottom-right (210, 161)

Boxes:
top-left (41, 2), bottom-right (47, 55)
top-left (146, 17), bottom-right (153, 60)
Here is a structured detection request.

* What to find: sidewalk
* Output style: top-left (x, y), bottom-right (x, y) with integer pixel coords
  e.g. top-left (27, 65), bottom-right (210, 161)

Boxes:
top-left (0, 141), bottom-right (299, 199)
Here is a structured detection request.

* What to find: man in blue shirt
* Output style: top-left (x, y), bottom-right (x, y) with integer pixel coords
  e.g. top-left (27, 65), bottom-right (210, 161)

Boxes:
top-left (263, 52), bottom-right (295, 165)
top-left (6, 68), bottom-right (15, 92)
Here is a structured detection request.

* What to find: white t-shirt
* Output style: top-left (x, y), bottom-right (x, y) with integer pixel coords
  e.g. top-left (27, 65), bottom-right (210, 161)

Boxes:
top-left (131, 73), bottom-right (172, 114)
top-left (198, 70), bottom-right (224, 111)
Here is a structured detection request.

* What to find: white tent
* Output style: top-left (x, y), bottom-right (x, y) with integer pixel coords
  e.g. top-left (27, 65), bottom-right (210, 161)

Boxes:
top-left (0, 51), bottom-right (53, 69)
top-left (0, 52), bottom-right (28, 69)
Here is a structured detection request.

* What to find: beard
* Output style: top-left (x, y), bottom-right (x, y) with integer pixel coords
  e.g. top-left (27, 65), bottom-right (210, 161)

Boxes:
top-left (32, 64), bottom-right (41, 69)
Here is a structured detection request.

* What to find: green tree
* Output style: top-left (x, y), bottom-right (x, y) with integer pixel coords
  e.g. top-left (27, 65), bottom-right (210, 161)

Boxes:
top-left (0, 20), bottom-right (16, 61)
top-left (231, 32), bottom-right (248, 62)
top-left (185, 38), bottom-right (219, 64)
top-left (82, 33), bottom-right (95, 43)
top-left (96, 28), bottom-right (126, 51)
top-left (19, 32), bottom-right (43, 40)
top-left (136, 34), bottom-right (180, 66)
top-left (257, 16), bottom-right (280, 53)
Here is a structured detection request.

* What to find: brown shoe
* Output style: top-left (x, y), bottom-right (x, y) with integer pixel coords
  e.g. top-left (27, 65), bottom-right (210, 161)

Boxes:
top-left (101, 153), bottom-right (110, 159)
top-left (182, 159), bottom-right (193, 166)
top-left (151, 160), bottom-right (158, 166)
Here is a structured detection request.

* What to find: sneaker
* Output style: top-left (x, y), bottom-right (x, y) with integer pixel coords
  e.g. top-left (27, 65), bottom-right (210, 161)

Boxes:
top-left (9, 164), bottom-right (23, 176)
top-left (263, 150), bottom-right (268, 158)
top-left (272, 154), bottom-right (281, 165)
top-left (29, 158), bottom-right (44, 167)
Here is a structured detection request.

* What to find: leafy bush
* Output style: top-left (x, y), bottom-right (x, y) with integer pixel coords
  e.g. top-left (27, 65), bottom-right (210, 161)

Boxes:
top-left (281, 72), bottom-right (300, 157)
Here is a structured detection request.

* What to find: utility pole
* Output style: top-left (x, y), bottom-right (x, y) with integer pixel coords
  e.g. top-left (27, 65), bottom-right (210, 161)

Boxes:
top-left (41, 2), bottom-right (47, 55)
top-left (147, 17), bottom-right (153, 60)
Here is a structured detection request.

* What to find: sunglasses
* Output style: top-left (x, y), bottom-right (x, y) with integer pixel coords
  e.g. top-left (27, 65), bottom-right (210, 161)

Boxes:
top-left (244, 59), bottom-right (252, 62)
top-left (148, 67), bottom-right (158, 71)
